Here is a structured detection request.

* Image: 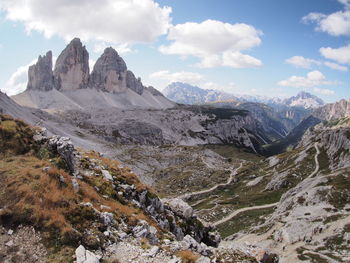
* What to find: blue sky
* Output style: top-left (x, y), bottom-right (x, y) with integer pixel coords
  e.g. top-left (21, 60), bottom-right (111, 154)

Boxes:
top-left (0, 0), bottom-right (350, 102)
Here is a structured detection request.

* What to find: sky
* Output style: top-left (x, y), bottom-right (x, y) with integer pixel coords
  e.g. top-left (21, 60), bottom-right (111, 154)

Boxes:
top-left (0, 0), bottom-right (350, 102)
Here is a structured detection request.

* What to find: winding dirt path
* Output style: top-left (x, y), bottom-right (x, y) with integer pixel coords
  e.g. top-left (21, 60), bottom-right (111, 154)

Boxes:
top-left (212, 142), bottom-right (322, 227)
top-left (212, 202), bottom-right (278, 227)
top-left (178, 163), bottom-right (243, 200)
top-left (308, 142), bottom-right (320, 178)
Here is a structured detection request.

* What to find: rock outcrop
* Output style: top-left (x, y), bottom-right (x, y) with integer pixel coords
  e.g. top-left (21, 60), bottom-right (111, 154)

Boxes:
top-left (53, 38), bottom-right (89, 90)
top-left (48, 135), bottom-right (79, 174)
top-left (89, 47), bottom-right (127, 93)
top-left (27, 51), bottom-right (54, 91)
top-left (90, 47), bottom-right (143, 94)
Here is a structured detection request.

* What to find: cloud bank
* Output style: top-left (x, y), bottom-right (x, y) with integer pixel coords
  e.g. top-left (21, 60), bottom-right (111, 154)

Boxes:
top-left (159, 19), bottom-right (263, 68)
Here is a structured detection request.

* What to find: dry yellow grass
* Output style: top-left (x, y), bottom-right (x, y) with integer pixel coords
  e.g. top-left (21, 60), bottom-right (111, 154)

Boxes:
top-left (175, 250), bottom-right (200, 263)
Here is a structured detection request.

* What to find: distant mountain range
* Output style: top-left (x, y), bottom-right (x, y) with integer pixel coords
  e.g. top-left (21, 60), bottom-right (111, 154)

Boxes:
top-left (163, 82), bottom-right (325, 109)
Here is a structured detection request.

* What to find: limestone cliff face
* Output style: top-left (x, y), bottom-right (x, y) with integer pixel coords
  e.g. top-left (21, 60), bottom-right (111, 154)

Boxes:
top-left (27, 51), bottom-right (54, 91)
top-left (53, 38), bottom-right (89, 91)
top-left (313, 99), bottom-right (350, 120)
top-left (90, 47), bottom-right (144, 94)
top-left (89, 47), bottom-right (127, 93)
top-left (25, 39), bottom-right (150, 96)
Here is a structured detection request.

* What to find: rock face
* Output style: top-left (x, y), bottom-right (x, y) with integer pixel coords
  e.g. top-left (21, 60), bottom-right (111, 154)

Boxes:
top-left (90, 47), bottom-right (143, 94)
top-left (126, 70), bottom-right (144, 95)
top-left (53, 38), bottom-right (89, 90)
top-left (313, 99), bottom-right (350, 120)
top-left (27, 51), bottom-right (54, 91)
top-left (162, 198), bottom-right (194, 219)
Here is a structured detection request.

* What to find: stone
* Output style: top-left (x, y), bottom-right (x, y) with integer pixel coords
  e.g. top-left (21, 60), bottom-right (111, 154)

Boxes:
top-left (168, 257), bottom-right (181, 263)
top-left (196, 256), bottom-right (211, 263)
top-left (101, 170), bottom-right (113, 181)
top-left (48, 136), bottom-right (77, 174)
top-left (147, 246), bottom-right (159, 258)
top-left (162, 198), bottom-right (193, 219)
top-left (71, 178), bottom-right (79, 192)
top-left (75, 245), bottom-right (100, 263)
top-left (27, 51), bottom-right (54, 91)
top-left (54, 38), bottom-right (89, 91)
top-left (7, 229), bottom-right (13, 235)
top-left (5, 240), bottom-right (14, 247)
top-left (100, 212), bottom-right (114, 226)
top-left (33, 127), bottom-right (48, 142)
top-left (118, 232), bottom-right (128, 239)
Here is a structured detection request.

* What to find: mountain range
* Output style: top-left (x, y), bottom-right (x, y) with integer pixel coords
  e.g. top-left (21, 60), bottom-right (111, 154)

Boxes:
top-left (1, 38), bottom-right (350, 262)
top-left (163, 82), bottom-right (325, 109)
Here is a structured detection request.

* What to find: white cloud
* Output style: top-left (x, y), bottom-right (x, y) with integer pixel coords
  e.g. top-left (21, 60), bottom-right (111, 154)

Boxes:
top-left (149, 70), bottom-right (205, 85)
top-left (159, 19), bottom-right (263, 68)
top-left (278, 70), bottom-right (337, 88)
top-left (313, 87), bottom-right (335, 95)
top-left (338, 0), bottom-right (350, 9)
top-left (1, 60), bottom-right (35, 96)
top-left (323, 61), bottom-right (348, 71)
top-left (320, 45), bottom-right (350, 64)
top-left (302, 11), bottom-right (350, 36)
top-left (302, 0), bottom-right (350, 37)
top-left (0, 0), bottom-right (172, 44)
top-left (286, 56), bottom-right (320, 68)
top-left (286, 55), bottom-right (348, 71)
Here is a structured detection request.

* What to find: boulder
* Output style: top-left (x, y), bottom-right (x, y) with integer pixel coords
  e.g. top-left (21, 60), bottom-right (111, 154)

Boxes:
top-left (101, 170), bottom-right (113, 181)
top-left (162, 198), bottom-right (193, 219)
top-left (27, 51), bottom-right (54, 91)
top-left (54, 38), bottom-right (89, 90)
top-left (48, 136), bottom-right (77, 174)
top-left (75, 245), bottom-right (100, 263)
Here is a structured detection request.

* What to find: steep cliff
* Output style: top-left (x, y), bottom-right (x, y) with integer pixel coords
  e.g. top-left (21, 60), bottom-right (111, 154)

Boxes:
top-left (53, 38), bottom-right (90, 90)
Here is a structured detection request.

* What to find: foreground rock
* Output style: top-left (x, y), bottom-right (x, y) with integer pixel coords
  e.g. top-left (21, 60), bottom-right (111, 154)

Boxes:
top-left (75, 245), bottom-right (100, 263)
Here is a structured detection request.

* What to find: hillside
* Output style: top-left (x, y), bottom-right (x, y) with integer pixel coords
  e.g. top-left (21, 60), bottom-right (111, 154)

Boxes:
top-left (1, 114), bottom-right (278, 262)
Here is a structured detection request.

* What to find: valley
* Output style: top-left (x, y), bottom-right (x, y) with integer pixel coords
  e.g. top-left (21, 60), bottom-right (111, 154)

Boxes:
top-left (0, 38), bottom-right (349, 263)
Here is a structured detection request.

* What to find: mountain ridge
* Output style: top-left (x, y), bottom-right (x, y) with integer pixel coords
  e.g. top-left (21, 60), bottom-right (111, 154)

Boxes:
top-left (14, 38), bottom-right (174, 110)
top-left (163, 82), bottom-right (325, 109)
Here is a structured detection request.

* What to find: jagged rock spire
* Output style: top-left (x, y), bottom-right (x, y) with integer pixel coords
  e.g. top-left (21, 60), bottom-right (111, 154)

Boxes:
top-left (27, 51), bottom-right (54, 91)
top-left (26, 38), bottom-right (145, 95)
top-left (90, 47), bottom-right (144, 94)
top-left (53, 38), bottom-right (89, 90)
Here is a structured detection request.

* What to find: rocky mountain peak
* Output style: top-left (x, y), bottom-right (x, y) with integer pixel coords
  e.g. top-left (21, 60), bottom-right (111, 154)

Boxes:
top-left (283, 91), bottom-right (324, 109)
top-left (90, 47), bottom-right (143, 94)
top-left (27, 51), bottom-right (54, 91)
top-left (53, 37), bottom-right (89, 90)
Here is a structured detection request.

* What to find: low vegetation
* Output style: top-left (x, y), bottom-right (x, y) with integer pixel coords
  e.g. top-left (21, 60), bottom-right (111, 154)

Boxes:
top-left (0, 114), bottom-right (161, 261)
